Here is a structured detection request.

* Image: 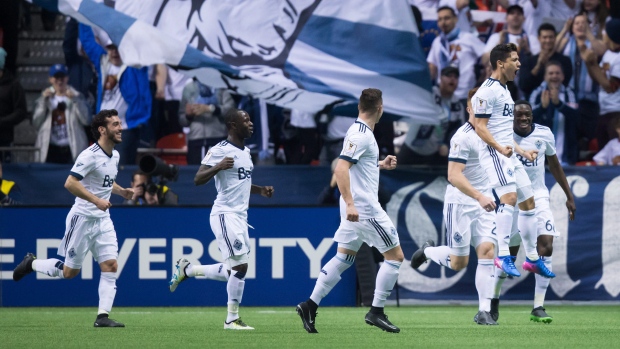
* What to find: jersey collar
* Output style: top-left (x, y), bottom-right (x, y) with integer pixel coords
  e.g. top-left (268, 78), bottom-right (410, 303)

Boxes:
top-left (355, 119), bottom-right (371, 132)
top-left (487, 78), bottom-right (506, 89)
top-left (95, 141), bottom-right (113, 158)
top-left (515, 123), bottom-right (536, 138)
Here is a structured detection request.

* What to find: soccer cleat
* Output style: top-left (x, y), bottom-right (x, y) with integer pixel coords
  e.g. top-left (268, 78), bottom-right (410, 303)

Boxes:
top-left (224, 318), bottom-right (254, 330)
top-left (522, 257), bottom-right (556, 278)
top-left (530, 307), bottom-right (553, 323)
top-left (494, 255), bottom-right (521, 277)
top-left (473, 311), bottom-right (498, 325)
top-left (169, 258), bottom-right (190, 292)
top-left (94, 316), bottom-right (125, 327)
top-left (490, 298), bottom-right (500, 322)
top-left (296, 301), bottom-right (318, 333)
top-left (13, 253), bottom-right (36, 281)
top-left (364, 311), bottom-right (400, 333)
top-left (410, 239), bottom-right (436, 269)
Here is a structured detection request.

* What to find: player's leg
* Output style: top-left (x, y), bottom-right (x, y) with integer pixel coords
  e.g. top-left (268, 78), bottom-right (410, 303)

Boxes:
top-left (297, 220), bottom-right (359, 333)
top-left (363, 214), bottom-right (402, 333)
top-left (491, 209), bottom-right (521, 322)
top-left (531, 200), bottom-right (556, 323)
top-left (471, 209), bottom-right (498, 325)
top-left (224, 256), bottom-right (253, 330)
top-left (92, 217), bottom-right (124, 327)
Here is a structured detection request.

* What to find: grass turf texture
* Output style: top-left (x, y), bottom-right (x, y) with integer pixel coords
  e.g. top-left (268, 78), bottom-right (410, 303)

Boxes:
top-left (1, 306), bottom-right (617, 348)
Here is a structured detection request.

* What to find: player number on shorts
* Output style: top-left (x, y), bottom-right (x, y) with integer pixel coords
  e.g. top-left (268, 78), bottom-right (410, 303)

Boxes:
top-left (545, 220), bottom-right (554, 232)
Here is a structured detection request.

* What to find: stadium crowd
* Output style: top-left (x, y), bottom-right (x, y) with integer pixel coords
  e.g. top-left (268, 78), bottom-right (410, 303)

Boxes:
top-left (0, 0), bottom-right (619, 168)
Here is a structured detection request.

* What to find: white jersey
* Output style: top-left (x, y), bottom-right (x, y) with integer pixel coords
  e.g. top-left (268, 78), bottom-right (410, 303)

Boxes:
top-left (445, 122), bottom-right (490, 205)
top-left (599, 50), bottom-right (620, 115)
top-left (514, 124), bottom-right (556, 199)
top-left (202, 140), bottom-right (253, 216)
top-left (69, 142), bottom-right (120, 218)
top-left (338, 119), bottom-right (383, 220)
top-left (473, 78), bottom-right (515, 146)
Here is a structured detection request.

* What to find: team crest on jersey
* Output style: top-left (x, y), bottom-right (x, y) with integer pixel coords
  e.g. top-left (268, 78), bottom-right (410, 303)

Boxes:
top-left (453, 232), bottom-right (462, 243)
top-left (343, 141), bottom-right (357, 157)
top-left (476, 98), bottom-right (487, 113)
top-left (233, 239), bottom-right (243, 251)
top-left (535, 140), bottom-right (543, 150)
top-left (507, 169), bottom-right (514, 177)
top-left (390, 227), bottom-right (397, 237)
top-left (68, 248), bottom-right (76, 258)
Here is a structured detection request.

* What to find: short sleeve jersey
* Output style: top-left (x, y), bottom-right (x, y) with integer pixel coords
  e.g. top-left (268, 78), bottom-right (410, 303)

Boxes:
top-left (473, 78), bottom-right (515, 146)
top-left (338, 120), bottom-right (382, 219)
top-left (513, 124), bottom-right (556, 199)
top-left (445, 122), bottom-right (490, 205)
top-left (69, 142), bottom-right (120, 218)
top-left (599, 50), bottom-right (620, 115)
top-left (202, 140), bottom-right (254, 216)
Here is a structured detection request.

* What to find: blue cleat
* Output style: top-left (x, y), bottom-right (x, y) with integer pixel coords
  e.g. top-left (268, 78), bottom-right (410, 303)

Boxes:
top-left (494, 255), bottom-right (521, 277)
top-left (523, 257), bottom-right (555, 278)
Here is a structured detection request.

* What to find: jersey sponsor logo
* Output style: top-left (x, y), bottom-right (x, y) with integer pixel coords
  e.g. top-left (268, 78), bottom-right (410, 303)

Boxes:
top-left (476, 98), bottom-right (487, 113)
top-left (343, 141), bottom-right (357, 157)
top-left (502, 103), bottom-right (514, 116)
top-left (238, 167), bottom-right (252, 180)
top-left (516, 154), bottom-right (538, 167)
top-left (102, 175), bottom-right (115, 187)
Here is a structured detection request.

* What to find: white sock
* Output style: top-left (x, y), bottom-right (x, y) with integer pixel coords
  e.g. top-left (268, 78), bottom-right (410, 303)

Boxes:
top-left (98, 272), bottom-right (117, 314)
top-left (186, 263), bottom-right (228, 281)
top-left (493, 267), bottom-right (507, 298)
top-left (372, 260), bottom-right (401, 308)
top-left (476, 259), bottom-right (494, 312)
top-left (226, 270), bottom-right (246, 323)
top-left (310, 252), bottom-right (354, 306)
top-left (32, 259), bottom-right (65, 279)
top-left (496, 204), bottom-right (515, 256)
top-left (518, 209), bottom-right (539, 261)
top-left (534, 256), bottom-right (552, 308)
top-left (424, 246), bottom-right (452, 268)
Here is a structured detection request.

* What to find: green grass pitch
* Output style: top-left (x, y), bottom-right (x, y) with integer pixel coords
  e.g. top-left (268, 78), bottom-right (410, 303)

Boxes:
top-left (1, 306), bottom-right (618, 348)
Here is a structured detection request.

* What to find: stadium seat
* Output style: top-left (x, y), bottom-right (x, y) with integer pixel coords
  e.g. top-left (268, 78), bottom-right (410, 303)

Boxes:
top-left (575, 161), bottom-right (596, 166)
top-left (155, 133), bottom-right (187, 165)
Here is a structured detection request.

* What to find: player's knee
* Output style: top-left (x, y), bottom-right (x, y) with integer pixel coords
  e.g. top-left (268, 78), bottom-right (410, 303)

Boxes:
top-left (500, 192), bottom-right (517, 206)
top-left (538, 240), bottom-right (553, 256)
top-left (450, 256), bottom-right (468, 271)
top-left (518, 196), bottom-right (535, 211)
top-left (476, 242), bottom-right (495, 260)
top-left (232, 263), bottom-right (248, 276)
top-left (99, 260), bottom-right (118, 273)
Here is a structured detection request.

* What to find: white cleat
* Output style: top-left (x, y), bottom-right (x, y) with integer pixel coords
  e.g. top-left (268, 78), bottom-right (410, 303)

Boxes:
top-left (169, 258), bottom-right (190, 292)
top-left (224, 318), bottom-right (254, 330)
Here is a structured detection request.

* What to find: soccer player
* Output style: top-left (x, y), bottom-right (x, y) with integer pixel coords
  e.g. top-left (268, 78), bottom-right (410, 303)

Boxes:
top-left (296, 88), bottom-right (402, 334)
top-left (12, 109), bottom-right (135, 327)
top-left (473, 43), bottom-right (554, 279)
top-left (168, 108), bottom-right (274, 330)
top-left (491, 100), bottom-right (576, 323)
top-left (410, 87), bottom-right (498, 325)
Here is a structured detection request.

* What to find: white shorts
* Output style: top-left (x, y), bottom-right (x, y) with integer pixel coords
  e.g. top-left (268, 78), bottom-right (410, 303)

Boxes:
top-left (210, 213), bottom-right (250, 263)
top-left (444, 203), bottom-right (496, 256)
top-left (480, 146), bottom-right (533, 202)
top-left (514, 157), bottom-right (534, 204)
top-left (510, 197), bottom-right (559, 246)
top-left (334, 212), bottom-right (400, 254)
top-left (58, 209), bottom-right (118, 269)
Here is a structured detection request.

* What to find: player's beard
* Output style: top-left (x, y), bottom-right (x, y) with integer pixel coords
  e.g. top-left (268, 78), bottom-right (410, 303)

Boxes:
top-left (108, 129), bottom-right (122, 144)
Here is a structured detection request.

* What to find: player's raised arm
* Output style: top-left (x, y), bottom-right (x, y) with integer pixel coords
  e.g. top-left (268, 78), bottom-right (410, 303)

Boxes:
top-left (475, 117), bottom-right (512, 157)
top-left (64, 174), bottom-right (111, 211)
top-left (546, 154), bottom-right (576, 220)
top-left (334, 158), bottom-right (357, 222)
top-left (513, 141), bottom-right (538, 161)
top-left (251, 185), bottom-right (274, 197)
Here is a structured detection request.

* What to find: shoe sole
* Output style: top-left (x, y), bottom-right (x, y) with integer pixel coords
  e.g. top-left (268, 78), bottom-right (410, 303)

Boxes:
top-left (364, 319), bottom-right (400, 333)
top-left (530, 315), bottom-right (553, 323)
top-left (296, 305), bottom-right (318, 333)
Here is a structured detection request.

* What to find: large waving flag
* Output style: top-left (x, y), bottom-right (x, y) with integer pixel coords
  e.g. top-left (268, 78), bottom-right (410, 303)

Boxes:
top-left (30, 0), bottom-right (441, 123)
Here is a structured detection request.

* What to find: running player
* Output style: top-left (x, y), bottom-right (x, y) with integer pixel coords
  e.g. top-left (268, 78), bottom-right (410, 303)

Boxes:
top-left (13, 109), bottom-right (135, 327)
top-left (491, 100), bottom-right (576, 323)
top-left (296, 88), bottom-right (402, 334)
top-left (410, 87), bottom-right (498, 325)
top-left (168, 108), bottom-right (274, 330)
top-left (472, 43), bottom-right (554, 279)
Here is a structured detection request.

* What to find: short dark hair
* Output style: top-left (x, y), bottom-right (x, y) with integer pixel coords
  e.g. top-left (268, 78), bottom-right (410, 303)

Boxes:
top-left (506, 4), bottom-right (524, 15)
top-left (224, 108), bottom-right (244, 130)
top-left (544, 60), bottom-right (563, 72)
top-left (437, 6), bottom-right (456, 17)
top-left (489, 43), bottom-right (518, 70)
top-left (359, 88), bottom-right (382, 113)
top-left (91, 109), bottom-right (118, 139)
top-left (514, 100), bottom-right (532, 109)
top-left (537, 23), bottom-right (557, 37)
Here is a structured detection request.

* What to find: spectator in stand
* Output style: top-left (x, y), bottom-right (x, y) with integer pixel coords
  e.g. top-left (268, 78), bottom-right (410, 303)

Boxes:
top-left (593, 118), bottom-right (620, 165)
top-left (582, 18), bottom-right (620, 150)
top-left (581, 0), bottom-right (609, 40)
top-left (63, 18), bottom-right (97, 120)
top-left (179, 79), bottom-right (235, 165)
top-left (496, 0), bottom-right (551, 55)
top-left (286, 109), bottom-right (322, 164)
top-left (519, 23), bottom-right (573, 100)
top-left (530, 61), bottom-right (580, 164)
top-left (549, 0), bottom-right (581, 21)
top-left (0, 48), bottom-right (27, 163)
top-left (399, 66), bottom-right (465, 165)
top-left (427, 6), bottom-right (485, 104)
top-left (79, 24), bottom-right (152, 165)
top-left (153, 65), bottom-right (189, 140)
top-left (439, 0), bottom-right (474, 34)
top-left (556, 14), bottom-right (604, 147)
top-left (483, 5), bottom-right (532, 64)
top-left (33, 64), bottom-right (90, 164)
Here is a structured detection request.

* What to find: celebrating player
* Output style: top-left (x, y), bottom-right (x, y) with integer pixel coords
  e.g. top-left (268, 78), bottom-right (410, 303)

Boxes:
top-left (491, 100), bottom-right (576, 323)
top-left (296, 88), bottom-right (402, 334)
top-left (168, 108), bottom-right (274, 330)
top-left (13, 109), bottom-right (135, 327)
top-left (472, 43), bottom-right (554, 279)
top-left (410, 87), bottom-right (498, 325)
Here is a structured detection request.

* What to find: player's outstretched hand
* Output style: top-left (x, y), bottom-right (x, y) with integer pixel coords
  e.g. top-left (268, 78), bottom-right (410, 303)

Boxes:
top-left (123, 188), bottom-right (136, 201)
top-left (499, 145), bottom-right (513, 158)
top-left (381, 155), bottom-right (397, 170)
top-left (218, 157), bottom-right (235, 170)
top-left (346, 203), bottom-right (359, 222)
top-left (96, 199), bottom-right (112, 212)
top-left (261, 186), bottom-right (274, 198)
top-left (523, 149), bottom-right (538, 162)
top-left (477, 195), bottom-right (496, 212)
top-left (566, 198), bottom-right (576, 221)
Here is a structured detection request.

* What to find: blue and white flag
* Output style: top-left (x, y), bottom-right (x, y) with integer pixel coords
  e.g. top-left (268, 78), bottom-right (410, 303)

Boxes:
top-left (31, 0), bottom-right (441, 123)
